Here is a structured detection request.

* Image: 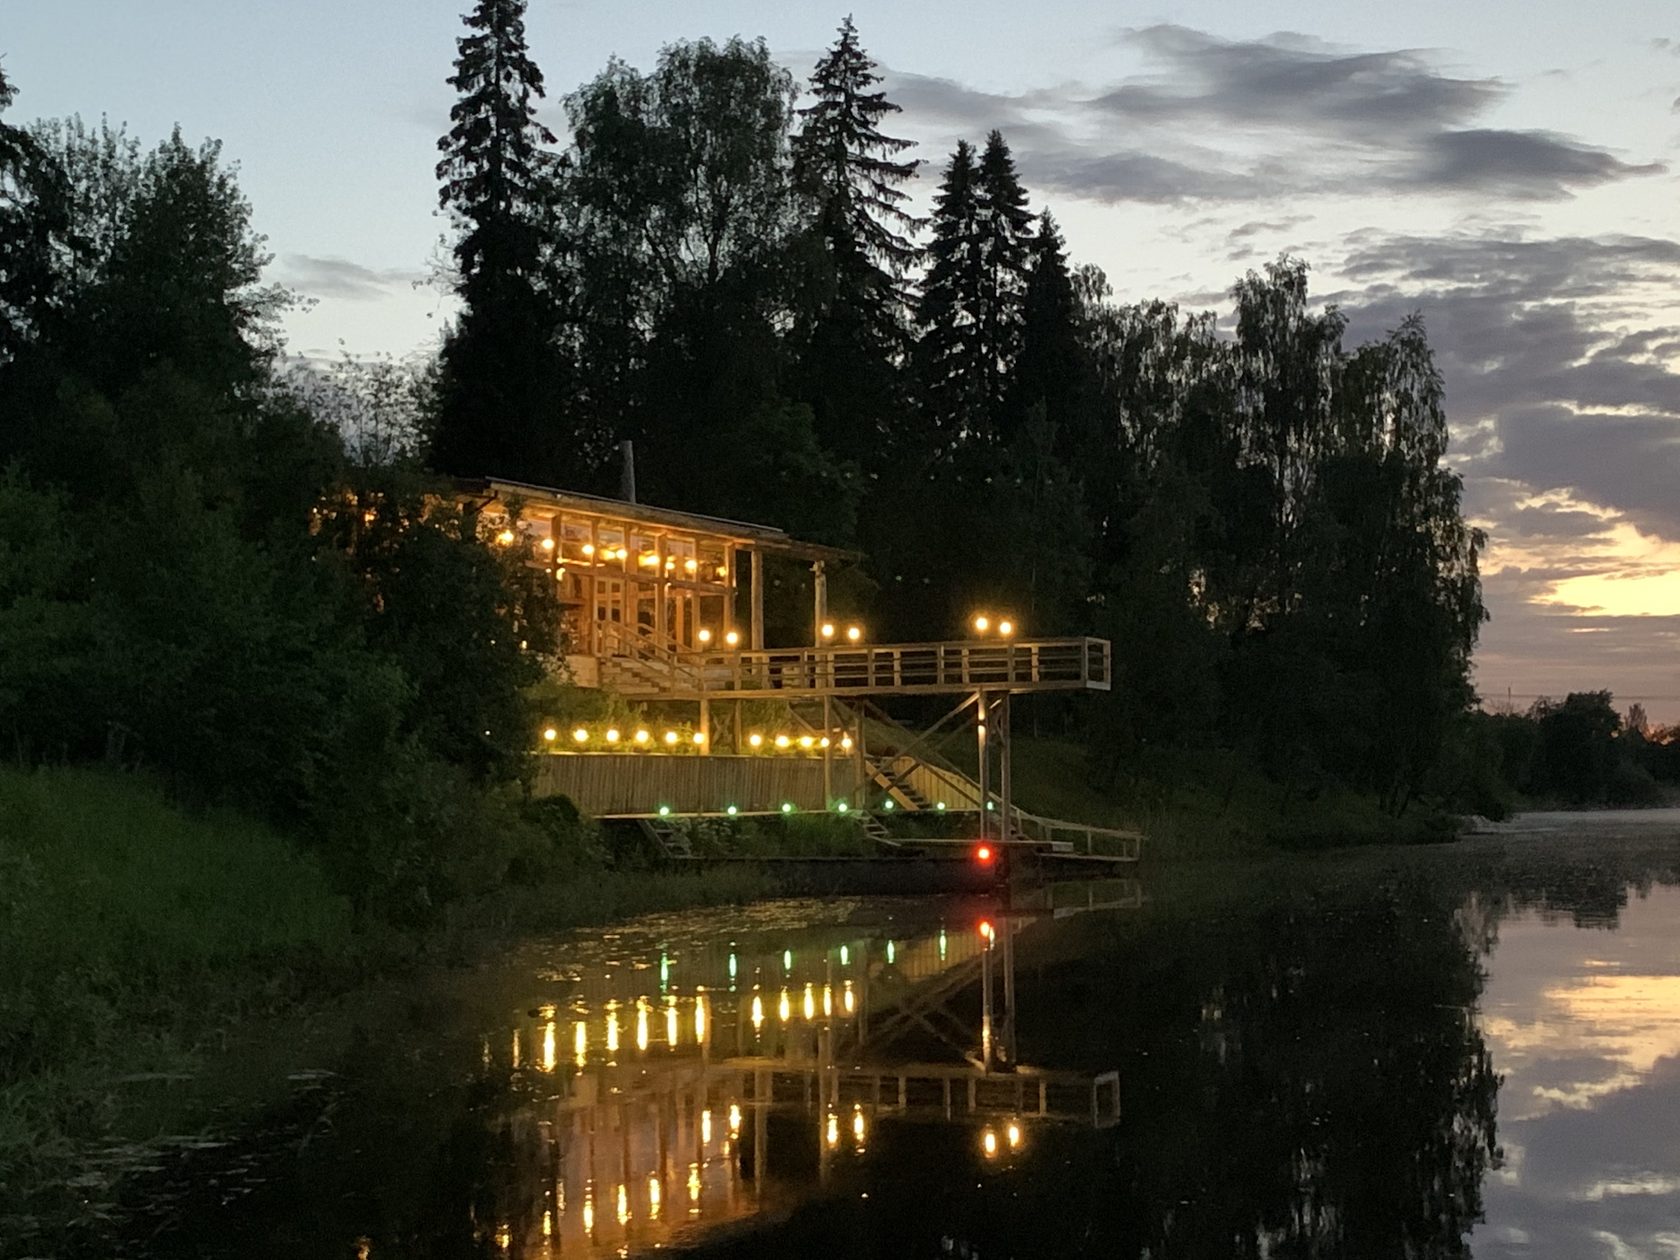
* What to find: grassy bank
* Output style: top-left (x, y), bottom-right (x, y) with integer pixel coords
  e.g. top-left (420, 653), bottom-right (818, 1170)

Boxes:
top-left (0, 767), bottom-right (771, 1241)
top-left (1004, 735), bottom-right (1454, 858)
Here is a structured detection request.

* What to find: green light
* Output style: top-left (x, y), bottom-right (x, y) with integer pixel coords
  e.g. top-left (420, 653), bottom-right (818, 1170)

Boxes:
top-left (660, 952), bottom-right (670, 990)
top-left (883, 799), bottom-right (894, 810)
top-left (726, 804), bottom-right (738, 816)
top-left (781, 802), bottom-right (794, 814)
top-left (783, 949), bottom-right (793, 971)
top-left (840, 944), bottom-right (850, 966)
top-left (935, 802), bottom-right (946, 811)
top-left (938, 929), bottom-right (947, 960)
top-left (985, 801), bottom-right (995, 811)
top-left (836, 801), bottom-right (849, 814)
top-left (728, 952), bottom-right (738, 979)
top-left (886, 940), bottom-right (895, 965)
top-left (658, 805), bottom-right (671, 817)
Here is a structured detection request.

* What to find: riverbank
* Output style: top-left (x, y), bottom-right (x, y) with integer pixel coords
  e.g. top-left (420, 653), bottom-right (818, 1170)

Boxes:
top-left (0, 767), bottom-right (773, 1247)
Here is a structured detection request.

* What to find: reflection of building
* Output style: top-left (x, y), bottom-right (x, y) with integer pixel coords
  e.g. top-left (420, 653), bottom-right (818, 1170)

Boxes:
top-left (477, 884), bottom-right (1139, 1256)
top-left (465, 477), bottom-right (1139, 859)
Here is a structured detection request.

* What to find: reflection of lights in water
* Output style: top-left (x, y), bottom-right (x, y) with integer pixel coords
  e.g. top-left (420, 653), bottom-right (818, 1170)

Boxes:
top-left (979, 920), bottom-right (995, 943)
top-left (606, 1008), bottom-right (620, 1055)
top-left (784, 949), bottom-right (793, 971)
top-left (825, 1111), bottom-right (840, 1148)
top-left (636, 1000), bottom-right (650, 1053)
top-left (852, 1104), bottom-right (866, 1143)
top-left (1007, 1121), bottom-right (1022, 1149)
top-left (982, 1129), bottom-right (999, 1158)
top-left (510, 1029), bottom-right (520, 1070)
top-left (778, 989), bottom-right (791, 1022)
top-left (666, 1000), bottom-right (679, 1047)
top-left (694, 992), bottom-right (708, 1041)
top-left (542, 1209), bottom-right (552, 1238)
top-left (803, 983), bottom-right (816, 1020)
top-left (750, 993), bottom-right (765, 1031)
top-left (823, 984), bottom-right (833, 1016)
top-left (660, 951), bottom-right (670, 990)
top-left (843, 981), bottom-right (855, 1013)
top-left (840, 944), bottom-right (849, 966)
top-left (583, 1186), bottom-right (595, 1235)
top-left (728, 951), bottom-right (738, 980)
top-left (574, 1020), bottom-right (587, 1066)
top-left (729, 1102), bottom-right (742, 1135)
top-left (541, 1020), bottom-right (556, 1072)
top-left (687, 1163), bottom-right (701, 1205)
top-left (886, 940), bottom-right (895, 965)
top-left (495, 1222), bottom-right (511, 1250)
top-left (616, 1182), bottom-right (629, 1226)
top-left (701, 1108), bottom-right (713, 1145)
top-left (648, 1174), bottom-right (662, 1219)
top-left (939, 928), bottom-right (948, 960)
top-left (356, 1238), bottom-right (371, 1260)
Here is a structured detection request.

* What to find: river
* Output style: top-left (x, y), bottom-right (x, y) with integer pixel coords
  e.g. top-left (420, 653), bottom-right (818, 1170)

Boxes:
top-left (93, 812), bottom-right (1680, 1258)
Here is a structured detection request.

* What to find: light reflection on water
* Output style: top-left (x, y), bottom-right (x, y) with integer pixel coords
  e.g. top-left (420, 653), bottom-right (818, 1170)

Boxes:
top-left (98, 829), bottom-right (1680, 1259)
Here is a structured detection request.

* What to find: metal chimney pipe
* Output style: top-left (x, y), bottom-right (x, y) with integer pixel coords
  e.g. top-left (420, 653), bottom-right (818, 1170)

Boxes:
top-left (619, 439), bottom-right (637, 503)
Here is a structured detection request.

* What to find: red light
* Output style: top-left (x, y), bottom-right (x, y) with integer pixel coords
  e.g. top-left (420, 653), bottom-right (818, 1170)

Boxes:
top-left (979, 920), bottom-right (995, 941)
top-left (975, 844), bottom-right (993, 863)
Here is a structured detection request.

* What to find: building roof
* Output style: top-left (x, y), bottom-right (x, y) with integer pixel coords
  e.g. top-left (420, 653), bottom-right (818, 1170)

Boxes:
top-left (457, 477), bottom-right (858, 563)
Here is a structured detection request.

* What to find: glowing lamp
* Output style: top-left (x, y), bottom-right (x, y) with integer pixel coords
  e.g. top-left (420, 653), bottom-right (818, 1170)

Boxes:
top-left (799, 735), bottom-right (815, 749)
top-left (976, 845), bottom-right (994, 864)
top-left (748, 733), bottom-right (763, 748)
top-left (691, 731), bottom-right (706, 746)
top-left (973, 615), bottom-right (990, 633)
top-left (846, 625), bottom-right (862, 643)
top-left (605, 728), bottom-right (620, 744)
top-left (836, 801), bottom-right (849, 814)
top-left (664, 730), bottom-right (680, 746)
top-left (781, 802), bottom-right (794, 813)
top-left (572, 728), bottom-right (589, 744)
top-left (725, 804), bottom-right (738, 816)
top-left (634, 729), bottom-right (650, 744)
top-left (775, 734), bottom-right (791, 749)
top-left (840, 736), bottom-right (853, 750)
top-left (496, 529), bottom-right (515, 545)
top-left (540, 537), bottom-right (555, 552)
top-left (819, 736), bottom-right (830, 748)
top-left (582, 543), bottom-right (596, 556)
top-left (543, 727), bottom-right (558, 742)
top-left (820, 623), bottom-right (835, 639)
top-left (979, 919), bottom-right (996, 941)
top-left (684, 558), bottom-right (698, 574)
top-left (998, 619), bottom-right (1015, 637)
top-left (724, 630), bottom-right (740, 647)
top-left (658, 805), bottom-right (671, 817)
top-left (982, 1129), bottom-right (999, 1158)
top-left (697, 628), bottom-right (713, 644)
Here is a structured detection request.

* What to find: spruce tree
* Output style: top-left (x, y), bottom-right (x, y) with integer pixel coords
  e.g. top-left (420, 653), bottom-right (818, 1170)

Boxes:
top-left (1010, 210), bottom-right (1093, 449)
top-left (914, 140), bottom-right (986, 450)
top-left (790, 16), bottom-right (923, 459)
top-left (434, 0), bottom-right (569, 482)
top-left (974, 129), bottom-right (1033, 433)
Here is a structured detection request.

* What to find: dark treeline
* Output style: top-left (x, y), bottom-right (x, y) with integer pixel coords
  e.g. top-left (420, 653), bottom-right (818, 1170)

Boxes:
top-left (3, 0), bottom-right (1488, 903)
top-left (426, 6), bottom-right (1487, 818)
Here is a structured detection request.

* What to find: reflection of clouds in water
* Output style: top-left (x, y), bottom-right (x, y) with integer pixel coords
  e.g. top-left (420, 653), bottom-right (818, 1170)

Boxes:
top-left (1474, 886), bottom-right (1680, 1258)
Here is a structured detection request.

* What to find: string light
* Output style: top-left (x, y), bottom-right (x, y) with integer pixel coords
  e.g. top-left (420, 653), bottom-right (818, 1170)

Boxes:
top-left (664, 730), bottom-right (680, 746)
top-left (799, 735), bottom-right (815, 749)
top-left (748, 733), bottom-right (764, 748)
top-left (973, 615), bottom-right (990, 633)
top-left (846, 625), bottom-right (862, 643)
top-left (497, 529), bottom-right (515, 545)
top-left (724, 630), bottom-right (740, 647)
top-left (543, 727), bottom-right (557, 742)
top-left (725, 804), bottom-right (738, 816)
top-left (998, 619), bottom-right (1015, 637)
top-left (775, 735), bottom-right (791, 749)
top-left (582, 543), bottom-right (596, 557)
top-left (572, 728), bottom-right (589, 744)
top-left (605, 728), bottom-right (620, 744)
top-left (634, 729), bottom-right (651, 745)
top-left (691, 731), bottom-right (706, 746)
top-left (697, 628), bottom-right (713, 645)
top-left (820, 623), bottom-right (835, 639)
top-left (541, 537), bottom-right (555, 552)
top-left (781, 802), bottom-right (794, 813)
top-left (840, 736), bottom-right (853, 750)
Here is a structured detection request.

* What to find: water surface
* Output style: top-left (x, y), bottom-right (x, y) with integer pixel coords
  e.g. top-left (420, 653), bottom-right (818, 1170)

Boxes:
top-left (97, 817), bottom-right (1680, 1258)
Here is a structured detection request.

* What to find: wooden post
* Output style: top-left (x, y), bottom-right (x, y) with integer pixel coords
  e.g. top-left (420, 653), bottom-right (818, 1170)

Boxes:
top-left (750, 549), bottom-right (765, 650)
top-left (975, 691), bottom-right (989, 842)
top-left (821, 694), bottom-right (833, 806)
top-left (699, 699), bottom-right (710, 756)
top-left (812, 561), bottom-right (828, 646)
top-left (999, 692), bottom-right (1012, 843)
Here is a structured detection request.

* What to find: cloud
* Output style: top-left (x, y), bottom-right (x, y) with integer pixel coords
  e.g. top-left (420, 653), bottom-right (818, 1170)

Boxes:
top-left (274, 254), bottom-right (427, 302)
top-left (880, 27), bottom-right (1662, 204)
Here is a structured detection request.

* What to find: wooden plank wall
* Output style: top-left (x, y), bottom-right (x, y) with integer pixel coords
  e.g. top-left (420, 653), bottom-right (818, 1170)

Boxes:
top-left (533, 755), bottom-right (849, 815)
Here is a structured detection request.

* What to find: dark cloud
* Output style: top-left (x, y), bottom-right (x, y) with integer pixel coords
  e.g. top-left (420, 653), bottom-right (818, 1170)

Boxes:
top-left (1402, 129), bottom-right (1665, 198)
top-left (275, 254), bottom-right (426, 302)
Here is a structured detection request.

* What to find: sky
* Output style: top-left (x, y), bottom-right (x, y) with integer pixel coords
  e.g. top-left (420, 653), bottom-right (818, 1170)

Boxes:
top-left (4, 0), bottom-right (1679, 719)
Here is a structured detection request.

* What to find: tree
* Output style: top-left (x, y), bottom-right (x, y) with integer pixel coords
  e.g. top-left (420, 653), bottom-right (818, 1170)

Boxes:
top-left (434, 0), bottom-right (572, 483)
top-left (973, 129), bottom-right (1033, 431)
top-left (789, 16), bottom-right (921, 459)
top-left (0, 64), bottom-right (66, 365)
top-left (1009, 210), bottom-right (1094, 450)
top-left (914, 139), bottom-right (986, 450)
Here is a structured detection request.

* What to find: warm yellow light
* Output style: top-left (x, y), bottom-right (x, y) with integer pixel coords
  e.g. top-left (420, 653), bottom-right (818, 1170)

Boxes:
top-left (724, 630), bottom-right (740, 647)
top-left (698, 628), bottom-right (713, 644)
top-left (605, 728), bottom-right (620, 744)
top-left (496, 1222), bottom-right (511, 1250)
top-left (846, 625), bottom-right (862, 642)
top-left (843, 981), bottom-right (855, 1013)
top-left (826, 1112), bottom-right (840, 1148)
top-left (541, 536), bottom-right (555, 552)
top-left (751, 993), bottom-right (765, 1031)
top-left (982, 1129), bottom-right (998, 1158)
top-left (583, 1195), bottom-right (594, 1235)
top-left (664, 730), bottom-right (680, 746)
top-left (635, 1000), bottom-right (650, 1052)
top-left (840, 736), bottom-right (853, 750)
top-left (803, 983), bottom-right (816, 1020)
top-left (799, 735), bottom-right (815, 750)
top-left (634, 728), bottom-right (650, 744)
top-left (572, 727), bottom-right (589, 744)
top-left (778, 989), bottom-right (791, 1022)
top-left (973, 615), bottom-right (990, 633)
top-left (605, 1009), bottom-right (619, 1054)
top-left (684, 558), bottom-right (698, 574)
top-left (574, 1019), bottom-right (587, 1065)
top-left (666, 1001), bottom-right (679, 1047)
top-left (729, 1103), bottom-right (742, 1135)
top-left (648, 1174), bottom-right (662, 1218)
top-left (692, 730), bottom-right (706, 746)
top-left (819, 736), bottom-right (830, 748)
top-left (582, 543), bottom-right (596, 557)
top-left (496, 529), bottom-right (515, 545)
top-left (775, 734), bottom-right (791, 749)
top-left (542, 1020), bottom-right (557, 1072)
top-left (543, 1208), bottom-right (552, 1237)
top-left (748, 732), bottom-right (763, 748)
top-left (616, 1183), bottom-right (629, 1226)
top-left (998, 619), bottom-right (1015, 637)
top-left (852, 1105), bottom-right (866, 1143)
top-left (1006, 1121), bottom-right (1022, 1149)
top-left (820, 623), bottom-right (835, 639)
top-left (701, 1109), bottom-right (713, 1145)
top-left (715, 564), bottom-right (728, 578)
top-left (694, 993), bottom-right (708, 1041)
top-left (543, 727), bottom-right (557, 742)
top-left (823, 984), bottom-right (833, 1016)
top-left (687, 1164), bottom-right (701, 1203)
top-left (640, 552), bottom-right (658, 567)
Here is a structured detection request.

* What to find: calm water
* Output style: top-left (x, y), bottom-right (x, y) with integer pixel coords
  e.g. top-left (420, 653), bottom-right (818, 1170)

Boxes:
top-left (92, 815), bottom-right (1680, 1259)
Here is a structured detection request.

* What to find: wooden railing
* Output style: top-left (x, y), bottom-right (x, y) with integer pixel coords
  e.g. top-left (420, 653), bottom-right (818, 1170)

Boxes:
top-left (599, 636), bottom-right (1112, 698)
